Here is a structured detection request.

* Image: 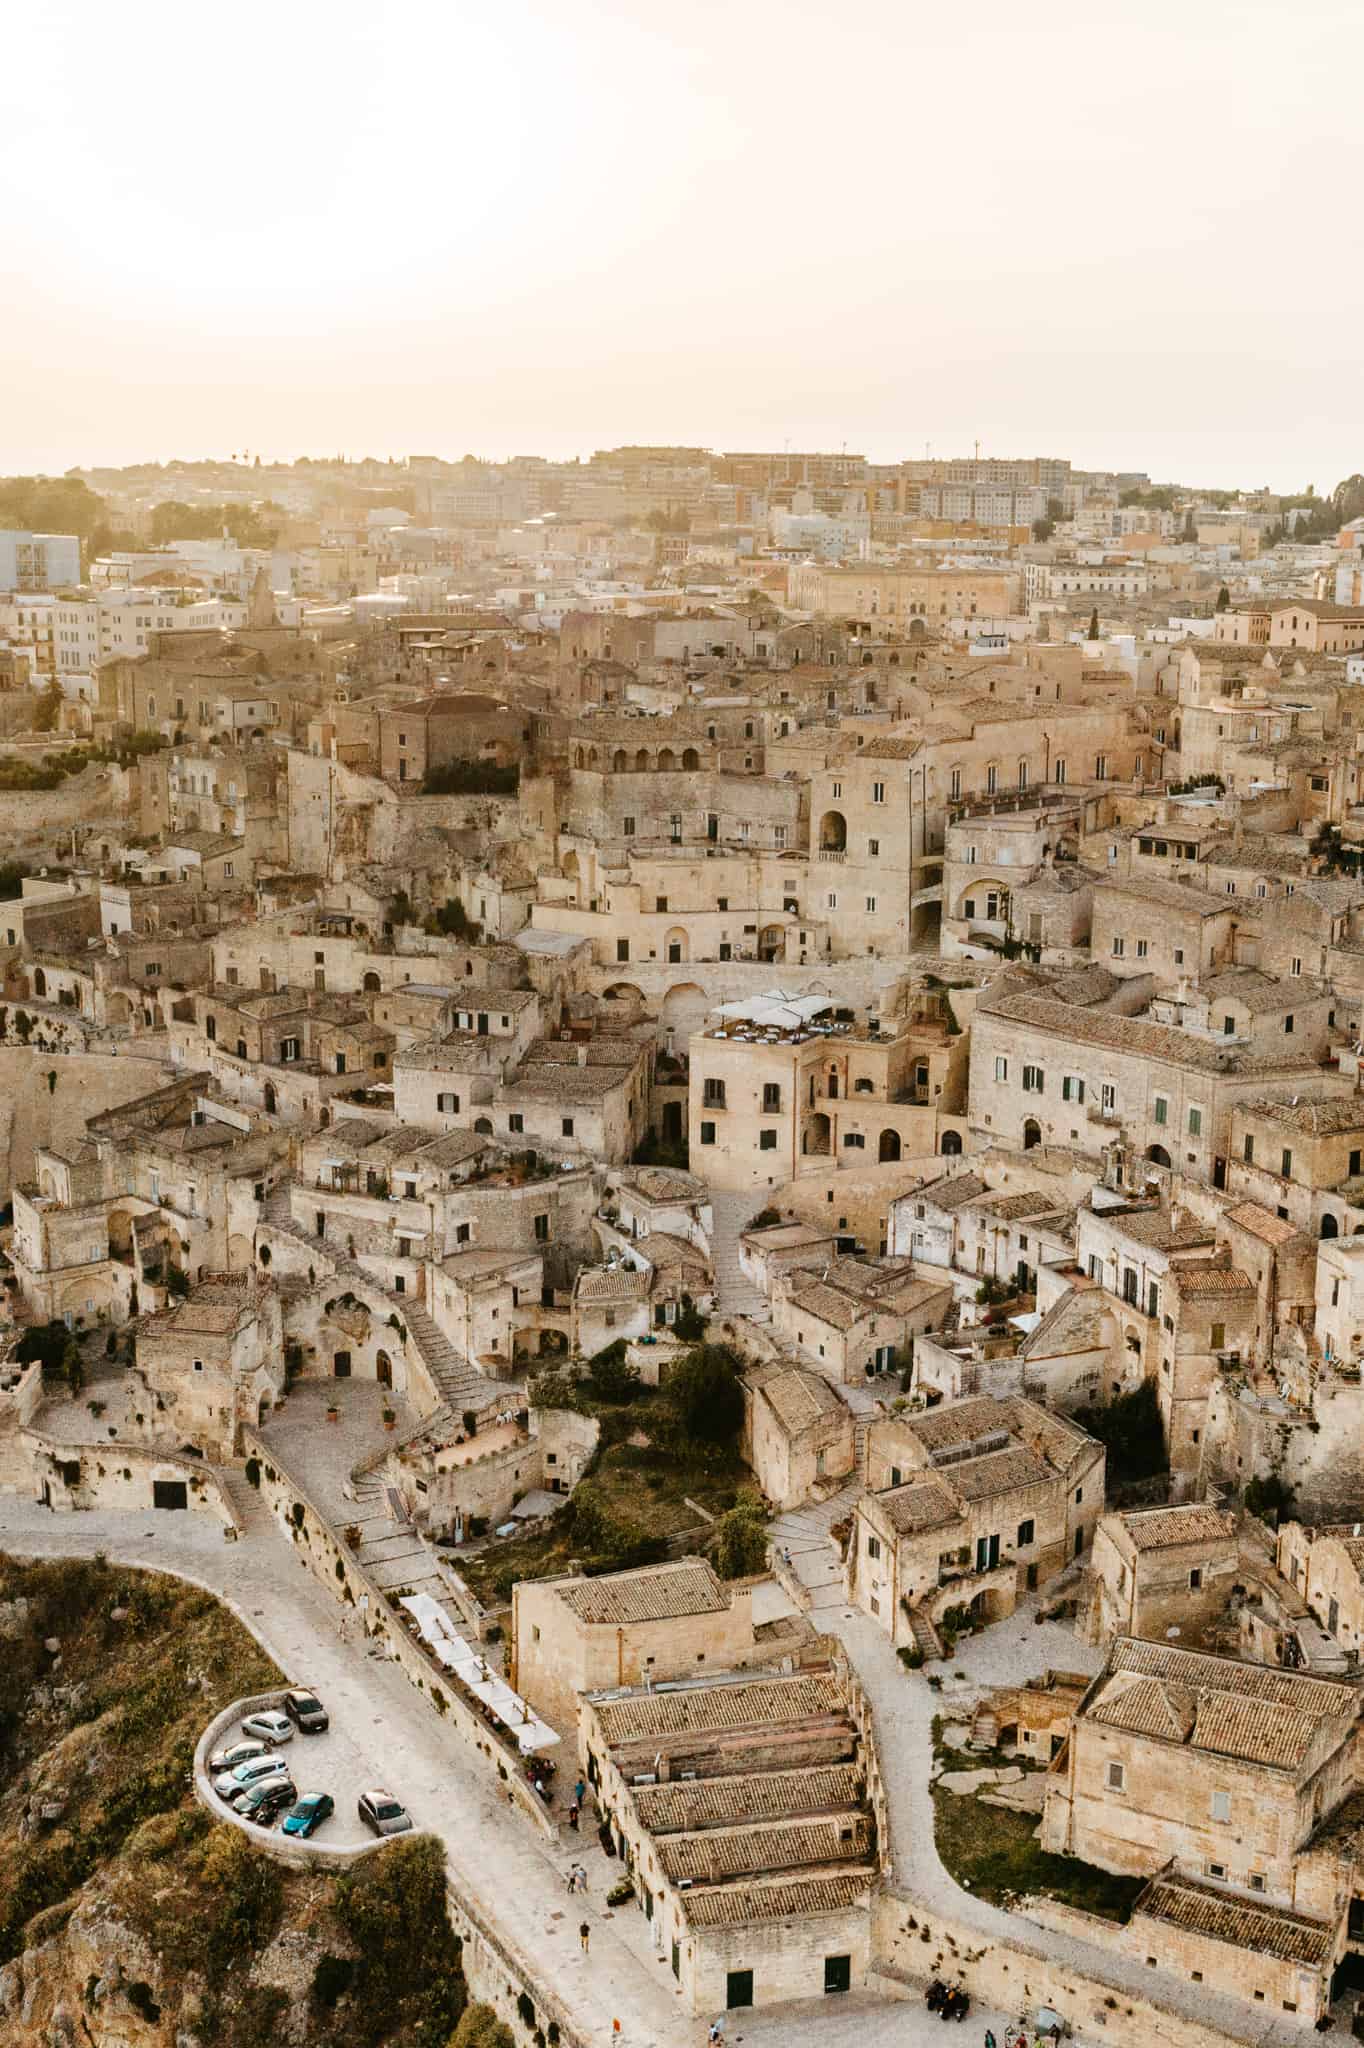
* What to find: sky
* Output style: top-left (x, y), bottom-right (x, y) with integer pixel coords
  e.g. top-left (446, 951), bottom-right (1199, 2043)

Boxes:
top-left (2, 0), bottom-right (1361, 490)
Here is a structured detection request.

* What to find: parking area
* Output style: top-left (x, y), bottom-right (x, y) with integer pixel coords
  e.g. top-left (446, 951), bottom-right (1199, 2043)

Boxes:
top-left (204, 1695), bottom-right (411, 1851)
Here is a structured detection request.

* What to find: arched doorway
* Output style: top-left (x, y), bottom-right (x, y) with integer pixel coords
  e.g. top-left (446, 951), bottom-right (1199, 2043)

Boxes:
top-left (363, 971), bottom-right (381, 992)
top-left (263, 1082), bottom-right (277, 1114)
top-left (802, 1112), bottom-right (832, 1156)
top-left (818, 810), bottom-right (847, 852)
top-left (1023, 1119), bottom-right (1042, 1151)
top-left (1146, 1144), bottom-right (1172, 1168)
top-left (879, 1130), bottom-right (902, 1162)
top-left (682, 748), bottom-right (699, 771)
top-left (1321, 1213), bottom-right (1339, 1238)
top-left (635, 748), bottom-right (649, 771)
top-left (474, 1116), bottom-right (493, 1135)
top-left (940, 1130), bottom-right (963, 1156)
top-left (612, 749), bottom-right (627, 772)
top-left (33, 968), bottom-right (46, 998)
top-left (664, 927), bottom-right (689, 965)
top-left (657, 747), bottom-right (676, 771)
top-left (376, 1350), bottom-right (392, 1387)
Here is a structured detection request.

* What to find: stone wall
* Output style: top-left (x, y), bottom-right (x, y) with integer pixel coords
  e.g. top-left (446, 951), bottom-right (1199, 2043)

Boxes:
top-left (192, 1691), bottom-right (397, 1871)
top-left (0, 1046), bottom-right (172, 1192)
top-left (242, 1427), bottom-right (557, 1838)
top-left (19, 1431), bottom-right (236, 1524)
top-left (871, 1889), bottom-right (1299, 2048)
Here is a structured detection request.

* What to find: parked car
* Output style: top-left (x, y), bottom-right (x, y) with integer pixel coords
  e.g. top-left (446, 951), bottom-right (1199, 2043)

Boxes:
top-left (240, 1709), bottom-right (294, 1747)
top-left (283, 1688), bottom-right (329, 1734)
top-left (358, 1789), bottom-right (413, 1837)
top-left (213, 1753), bottom-right (291, 1802)
top-left (238, 1778), bottom-right (297, 1827)
top-left (208, 1736), bottom-right (267, 1776)
top-left (281, 1791), bottom-right (335, 1839)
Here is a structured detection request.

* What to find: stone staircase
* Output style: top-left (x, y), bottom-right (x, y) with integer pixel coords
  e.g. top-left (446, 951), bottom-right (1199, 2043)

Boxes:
top-left (708, 1189), bottom-right (771, 1321)
top-left (907, 1602), bottom-right (943, 1662)
top-left (260, 1182), bottom-right (490, 1417)
top-left (344, 1466), bottom-right (452, 1607)
top-left (214, 1462), bottom-right (272, 1537)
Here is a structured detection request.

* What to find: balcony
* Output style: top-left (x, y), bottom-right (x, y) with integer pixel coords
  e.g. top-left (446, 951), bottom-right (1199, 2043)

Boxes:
top-left (816, 849), bottom-right (846, 864)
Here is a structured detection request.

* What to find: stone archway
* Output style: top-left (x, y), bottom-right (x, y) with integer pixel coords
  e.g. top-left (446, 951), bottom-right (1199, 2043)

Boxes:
top-left (940, 1129), bottom-right (963, 1156)
top-left (363, 971), bottom-right (381, 992)
top-left (803, 1112), bottom-right (832, 1156)
top-left (1321, 1213), bottom-right (1340, 1238)
top-left (878, 1130), bottom-right (902, 1162)
top-left (664, 927), bottom-right (689, 965)
top-left (1147, 1144), bottom-right (1172, 1168)
top-left (661, 983), bottom-right (708, 1036)
top-left (818, 810), bottom-right (847, 852)
top-left (1023, 1118), bottom-right (1042, 1151)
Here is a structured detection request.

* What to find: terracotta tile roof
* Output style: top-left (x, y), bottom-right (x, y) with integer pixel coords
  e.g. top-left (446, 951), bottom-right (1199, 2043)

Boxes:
top-left (682, 1870), bottom-right (873, 1929)
top-left (979, 989), bottom-right (1321, 1077)
top-left (1241, 1095), bottom-right (1364, 1136)
top-left (591, 1670), bottom-right (846, 1745)
top-left (947, 1445), bottom-right (1053, 1499)
top-left (1136, 1876), bottom-right (1334, 1966)
top-left (1118, 1506), bottom-right (1238, 1552)
top-left (659, 1811), bottom-right (874, 1885)
top-left (875, 1477), bottom-right (962, 1535)
top-left (556, 1559), bottom-right (730, 1627)
top-left (1223, 1200), bottom-right (1309, 1247)
top-left (1102, 1637), bottom-right (1359, 1729)
top-left (914, 1172), bottom-right (988, 1212)
top-left (633, 1762), bottom-right (861, 1835)
top-left (755, 1366), bottom-right (847, 1435)
top-left (1170, 1263), bottom-right (1255, 1299)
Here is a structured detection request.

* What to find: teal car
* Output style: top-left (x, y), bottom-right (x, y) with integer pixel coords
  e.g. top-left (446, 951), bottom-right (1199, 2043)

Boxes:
top-left (281, 1791), bottom-right (334, 1839)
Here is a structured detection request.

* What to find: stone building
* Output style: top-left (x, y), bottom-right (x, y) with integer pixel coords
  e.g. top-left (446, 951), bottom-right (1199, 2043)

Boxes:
top-left (849, 1393), bottom-right (1105, 1648)
top-left (511, 1557), bottom-right (760, 1732)
top-left (578, 1662), bottom-right (882, 2014)
top-left (742, 1361), bottom-right (855, 1509)
top-left (1085, 1504), bottom-right (1241, 1646)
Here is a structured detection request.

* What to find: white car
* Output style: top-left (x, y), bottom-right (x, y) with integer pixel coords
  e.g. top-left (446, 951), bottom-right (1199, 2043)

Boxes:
top-left (213, 1753), bottom-right (291, 1802)
top-left (239, 1709), bottom-right (294, 1747)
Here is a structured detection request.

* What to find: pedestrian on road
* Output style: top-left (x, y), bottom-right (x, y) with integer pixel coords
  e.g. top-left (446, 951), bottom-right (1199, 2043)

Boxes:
top-left (782, 1546), bottom-right (792, 1568)
top-left (566, 1868), bottom-right (577, 1894)
top-left (708, 2022), bottom-right (725, 2046)
top-left (568, 1802), bottom-right (580, 1830)
top-left (576, 1864), bottom-right (588, 1891)
top-left (985, 2031), bottom-right (996, 2048)
top-left (579, 1921), bottom-right (590, 1954)
top-left (574, 1777), bottom-right (586, 1804)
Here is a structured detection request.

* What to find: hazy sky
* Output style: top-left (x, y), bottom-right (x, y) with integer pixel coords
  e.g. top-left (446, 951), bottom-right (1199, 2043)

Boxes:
top-left (3, 0), bottom-right (1360, 488)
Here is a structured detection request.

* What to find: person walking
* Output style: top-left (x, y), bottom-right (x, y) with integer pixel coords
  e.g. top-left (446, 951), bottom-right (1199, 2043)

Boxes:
top-left (985, 2031), bottom-right (996, 2048)
top-left (565, 1867), bottom-right (577, 1894)
top-left (568, 1802), bottom-right (580, 1831)
top-left (579, 1921), bottom-right (590, 1954)
top-left (574, 1776), bottom-right (586, 1804)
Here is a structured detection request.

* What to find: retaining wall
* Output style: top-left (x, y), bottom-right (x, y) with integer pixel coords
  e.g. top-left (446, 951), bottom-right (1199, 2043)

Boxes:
top-left (241, 1428), bottom-right (557, 1838)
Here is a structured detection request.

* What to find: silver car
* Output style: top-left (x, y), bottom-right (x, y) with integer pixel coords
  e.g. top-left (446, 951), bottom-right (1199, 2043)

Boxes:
top-left (213, 1753), bottom-right (291, 1802)
top-left (208, 1736), bottom-right (267, 1776)
top-left (357, 1788), bottom-right (413, 1837)
top-left (239, 1709), bottom-right (294, 1747)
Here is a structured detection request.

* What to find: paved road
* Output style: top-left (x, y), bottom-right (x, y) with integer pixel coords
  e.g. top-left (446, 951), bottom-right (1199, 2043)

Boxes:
top-left (3, 1499), bottom-right (687, 2048)
top-left (5, 1496), bottom-right (1330, 2048)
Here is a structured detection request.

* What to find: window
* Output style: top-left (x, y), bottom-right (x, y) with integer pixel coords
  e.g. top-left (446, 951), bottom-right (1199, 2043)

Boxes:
top-left (1173, 947), bottom-right (1184, 965)
top-left (1107, 1761), bottom-right (1125, 1791)
top-left (762, 1082), bottom-right (781, 1112)
top-left (703, 1078), bottom-right (726, 1108)
top-left (759, 1130), bottom-right (778, 1150)
top-left (655, 896), bottom-right (667, 913)
top-left (1210, 1321), bottom-right (1226, 1350)
top-left (843, 1132), bottom-right (866, 1148)
top-left (1111, 936), bottom-right (1124, 957)
top-left (622, 816), bottom-right (635, 837)
top-left (561, 1117), bottom-right (574, 1138)
top-left (949, 767), bottom-right (962, 799)
top-left (1054, 757), bottom-right (1066, 785)
top-left (865, 896), bottom-right (877, 913)
top-left (1154, 1095), bottom-right (1168, 1126)
top-left (1061, 1075), bottom-right (1085, 1103)
top-left (1284, 1014), bottom-right (1294, 1034)
top-left (1290, 956), bottom-right (1302, 977)
top-left (1207, 1863), bottom-right (1226, 1883)
top-left (509, 1112), bottom-right (523, 1134)
top-left (700, 1121), bottom-right (715, 1145)
top-left (1249, 1873), bottom-right (1266, 1894)
top-left (1022, 1064), bottom-right (1044, 1093)
top-left (437, 1091), bottom-right (459, 1114)
top-left (994, 1056), bottom-right (1009, 1082)
top-left (1095, 754), bottom-right (1108, 780)
top-left (868, 838), bottom-right (879, 857)
top-left (616, 939), bottom-right (629, 962)
top-left (1281, 1148), bottom-right (1293, 1178)
top-left (533, 1212), bottom-right (549, 1241)
top-left (1016, 1518), bottom-right (1035, 1547)
top-left (1192, 1568), bottom-right (1206, 1595)
top-left (867, 1534), bottom-right (881, 1560)
top-left (1188, 1106), bottom-right (1202, 1136)
top-left (986, 764), bottom-right (997, 794)
top-left (1136, 939), bottom-right (1148, 959)
top-left (1101, 1082), bottom-right (1116, 1116)
top-left (872, 780), bottom-right (885, 804)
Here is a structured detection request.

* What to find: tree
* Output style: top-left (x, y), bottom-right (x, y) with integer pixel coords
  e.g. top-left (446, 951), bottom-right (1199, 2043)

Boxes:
top-left (450, 2005), bottom-right (514, 2048)
top-left (714, 1490), bottom-right (768, 1578)
top-left (1087, 607), bottom-right (1100, 641)
top-left (586, 1339), bottom-right (642, 1404)
top-left (666, 1343), bottom-right (744, 1448)
top-left (1073, 1381), bottom-right (1167, 1488)
top-left (1216, 584), bottom-right (1230, 611)
top-left (31, 678), bottom-right (63, 734)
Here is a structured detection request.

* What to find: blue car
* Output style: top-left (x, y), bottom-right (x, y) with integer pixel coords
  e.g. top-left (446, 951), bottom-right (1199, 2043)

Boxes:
top-left (281, 1791), bottom-right (334, 1839)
